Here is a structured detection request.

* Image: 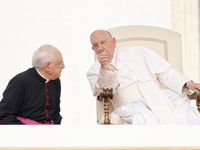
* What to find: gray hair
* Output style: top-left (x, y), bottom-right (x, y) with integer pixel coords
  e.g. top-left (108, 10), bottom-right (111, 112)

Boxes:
top-left (90, 29), bottom-right (112, 39)
top-left (32, 44), bottom-right (58, 69)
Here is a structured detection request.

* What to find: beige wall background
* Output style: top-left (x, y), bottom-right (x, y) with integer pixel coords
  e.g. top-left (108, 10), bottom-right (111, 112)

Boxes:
top-left (172, 0), bottom-right (200, 82)
top-left (0, 0), bottom-right (200, 148)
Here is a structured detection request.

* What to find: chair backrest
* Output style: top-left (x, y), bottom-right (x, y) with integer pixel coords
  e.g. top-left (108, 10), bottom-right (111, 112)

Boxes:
top-left (96, 25), bottom-right (183, 123)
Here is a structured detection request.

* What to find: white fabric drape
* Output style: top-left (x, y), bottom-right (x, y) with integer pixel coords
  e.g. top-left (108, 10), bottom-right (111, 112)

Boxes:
top-left (87, 46), bottom-right (200, 124)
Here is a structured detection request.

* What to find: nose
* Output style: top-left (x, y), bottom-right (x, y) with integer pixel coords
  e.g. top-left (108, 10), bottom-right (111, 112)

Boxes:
top-left (61, 62), bottom-right (65, 69)
top-left (98, 46), bottom-right (104, 53)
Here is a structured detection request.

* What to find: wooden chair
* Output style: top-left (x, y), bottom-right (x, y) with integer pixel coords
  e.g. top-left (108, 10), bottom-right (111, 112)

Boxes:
top-left (96, 25), bottom-right (200, 125)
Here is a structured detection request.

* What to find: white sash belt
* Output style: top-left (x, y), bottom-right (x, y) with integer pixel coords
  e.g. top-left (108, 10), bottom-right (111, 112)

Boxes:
top-left (112, 82), bottom-right (143, 109)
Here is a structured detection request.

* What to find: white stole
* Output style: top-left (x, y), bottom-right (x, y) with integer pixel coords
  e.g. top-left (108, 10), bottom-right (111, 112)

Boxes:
top-left (138, 80), bottom-right (176, 124)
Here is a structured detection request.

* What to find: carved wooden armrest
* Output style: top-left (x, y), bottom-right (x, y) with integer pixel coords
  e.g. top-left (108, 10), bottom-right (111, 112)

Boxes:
top-left (196, 94), bottom-right (200, 112)
top-left (99, 88), bottom-right (113, 124)
top-left (188, 92), bottom-right (200, 112)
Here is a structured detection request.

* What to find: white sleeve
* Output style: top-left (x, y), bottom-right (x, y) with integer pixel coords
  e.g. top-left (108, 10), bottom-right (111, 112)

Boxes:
top-left (157, 67), bottom-right (190, 96)
top-left (87, 63), bottom-right (119, 96)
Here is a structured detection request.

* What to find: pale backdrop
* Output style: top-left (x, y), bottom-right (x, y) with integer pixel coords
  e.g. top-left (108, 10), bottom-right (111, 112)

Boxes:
top-left (0, 0), bottom-right (200, 148)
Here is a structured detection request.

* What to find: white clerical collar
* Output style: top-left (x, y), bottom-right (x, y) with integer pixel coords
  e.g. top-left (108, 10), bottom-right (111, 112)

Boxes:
top-left (110, 47), bottom-right (118, 66)
top-left (36, 69), bottom-right (50, 83)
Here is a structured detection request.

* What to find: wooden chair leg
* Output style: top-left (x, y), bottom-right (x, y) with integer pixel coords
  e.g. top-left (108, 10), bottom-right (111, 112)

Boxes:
top-left (197, 95), bottom-right (200, 112)
top-left (99, 88), bottom-right (113, 124)
top-left (104, 98), bottom-right (110, 124)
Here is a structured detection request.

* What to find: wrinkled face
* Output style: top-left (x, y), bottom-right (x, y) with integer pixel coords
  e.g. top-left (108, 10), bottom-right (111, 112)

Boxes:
top-left (90, 30), bottom-right (116, 62)
top-left (48, 50), bottom-right (65, 80)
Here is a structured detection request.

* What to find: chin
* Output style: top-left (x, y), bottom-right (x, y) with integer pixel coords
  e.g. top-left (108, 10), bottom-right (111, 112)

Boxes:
top-left (52, 76), bottom-right (60, 80)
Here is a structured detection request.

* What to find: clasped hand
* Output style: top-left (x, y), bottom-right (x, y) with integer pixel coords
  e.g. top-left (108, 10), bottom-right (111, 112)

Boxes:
top-left (97, 52), bottom-right (109, 70)
top-left (187, 81), bottom-right (200, 95)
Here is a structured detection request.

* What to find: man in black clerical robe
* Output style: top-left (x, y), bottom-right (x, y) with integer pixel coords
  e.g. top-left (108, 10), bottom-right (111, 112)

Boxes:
top-left (0, 44), bottom-right (65, 125)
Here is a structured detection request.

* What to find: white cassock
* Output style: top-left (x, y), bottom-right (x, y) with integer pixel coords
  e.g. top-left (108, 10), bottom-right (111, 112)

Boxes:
top-left (87, 46), bottom-right (200, 125)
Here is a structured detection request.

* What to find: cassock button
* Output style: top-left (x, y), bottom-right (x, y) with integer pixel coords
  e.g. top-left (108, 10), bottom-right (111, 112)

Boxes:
top-left (45, 110), bottom-right (48, 112)
top-left (47, 103), bottom-right (49, 105)
top-left (47, 115), bottom-right (49, 117)
top-left (47, 96), bottom-right (49, 99)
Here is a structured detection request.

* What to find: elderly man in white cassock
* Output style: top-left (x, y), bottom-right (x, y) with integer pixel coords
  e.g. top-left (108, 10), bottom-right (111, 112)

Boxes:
top-left (87, 30), bottom-right (200, 125)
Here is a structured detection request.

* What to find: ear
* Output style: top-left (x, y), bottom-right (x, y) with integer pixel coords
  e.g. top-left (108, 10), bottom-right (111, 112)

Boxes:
top-left (92, 46), bottom-right (95, 51)
top-left (112, 37), bottom-right (116, 46)
top-left (44, 62), bottom-right (51, 72)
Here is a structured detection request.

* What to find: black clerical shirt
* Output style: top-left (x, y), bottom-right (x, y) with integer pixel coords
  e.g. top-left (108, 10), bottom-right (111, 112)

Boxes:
top-left (0, 67), bottom-right (62, 124)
